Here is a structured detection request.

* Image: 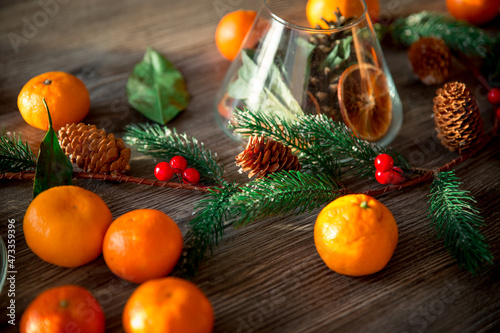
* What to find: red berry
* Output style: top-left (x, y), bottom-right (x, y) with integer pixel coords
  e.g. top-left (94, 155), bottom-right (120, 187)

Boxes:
top-left (182, 168), bottom-right (200, 184)
top-left (487, 88), bottom-right (500, 106)
top-left (154, 162), bottom-right (174, 181)
top-left (375, 170), bottom-right (394, 185)
top-left (391, 167), bottom-right (405, 185)
top-left (374, 154), bottom-right (394, 172)
top-left (496, 107), bottom-right (500, 121)
top-left (170, 155), bottom-right (188, 173)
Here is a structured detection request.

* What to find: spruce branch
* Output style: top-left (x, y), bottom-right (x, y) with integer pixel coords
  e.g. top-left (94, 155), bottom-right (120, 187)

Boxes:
top-left (231, 107), bottom-right (341, 178)
top-left (427, 170), bottom-right (493, 274)
top-left (231, 108), bottom-right (411, 179)
top-left (175, 181), bottom-right (240, 278)
top-left (391, 11), bottom-right (496, 58)
top-left (124, 123), bottom-right (225, 184)
top-left (294, 114), bottom-right (412, 177)
top-left (0, 132), bottom-right (37, 173)
top-left (231, 170), bottom-right (345, 226)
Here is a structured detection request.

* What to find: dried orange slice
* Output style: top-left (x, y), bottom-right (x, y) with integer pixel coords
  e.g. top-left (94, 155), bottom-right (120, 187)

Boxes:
top-left (338, 63), bottom-right (392, 142)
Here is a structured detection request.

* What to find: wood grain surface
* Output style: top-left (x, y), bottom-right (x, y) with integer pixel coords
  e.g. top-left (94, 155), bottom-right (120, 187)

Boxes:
top-left (1, 0), bottom-right (499, 332)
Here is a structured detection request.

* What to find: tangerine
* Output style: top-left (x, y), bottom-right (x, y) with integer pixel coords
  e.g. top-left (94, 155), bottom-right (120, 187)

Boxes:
top-left (338, 63), bottom-right (392, 142)
top-left (20, 285), bottom-right (105, 333)
top-left (306, 0), bottom-right (380, 29)
top-left (446, 0), bottom-right (500, 25)
top-left (103, 209), bottom-right (183, 284)
top-left (123, 277), bottom-right (214, 333)
top-left (23, 185), bottom-right (113, 267)
top-left (314, 194), bottom-right (398, 276)
top-left (215, 10), bottom-right (257, 60)
top-left (18, 71), bottom-right (90, 131)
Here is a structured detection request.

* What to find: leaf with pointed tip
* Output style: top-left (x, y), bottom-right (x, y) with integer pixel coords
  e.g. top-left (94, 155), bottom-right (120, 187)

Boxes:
top-left (126, 47), bottom-right (189, 124)
top-left (33, 99), bottom-right (73, 198)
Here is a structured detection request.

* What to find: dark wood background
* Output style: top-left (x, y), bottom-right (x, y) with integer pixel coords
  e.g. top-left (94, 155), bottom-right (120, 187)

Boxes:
top-left (1, 0), bottom-right (499, 332)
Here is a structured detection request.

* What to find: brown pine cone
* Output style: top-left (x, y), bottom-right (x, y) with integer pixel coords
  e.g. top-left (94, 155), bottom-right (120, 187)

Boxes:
top-left (408, 37), bottom-right (451, 85)
top-left (58, 123), bottom-right (131, 174)
top-left (433, 82), bottom-right (484, 153)
top-left (235, 135), bottom-right (301, 179)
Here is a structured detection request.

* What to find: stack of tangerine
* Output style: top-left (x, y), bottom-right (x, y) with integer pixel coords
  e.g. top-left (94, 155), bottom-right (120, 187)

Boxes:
top-left (21, 185), bottom-right (214, 333)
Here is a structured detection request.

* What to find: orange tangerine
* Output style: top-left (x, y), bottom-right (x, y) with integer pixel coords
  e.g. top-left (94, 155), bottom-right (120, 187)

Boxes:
top-left (314, 194), bottom-right (398, 276)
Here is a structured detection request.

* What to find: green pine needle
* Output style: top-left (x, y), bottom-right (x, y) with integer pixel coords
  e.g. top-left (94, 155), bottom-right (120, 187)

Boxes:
top-left (391, 11), bottom-right (496, 58)
top-left (230, 108), bottom-right (342, 177)
top-left (427, 171), bottom-right (493, 274)
top-left (231, 108), bottom-right (411, 179)
top-left (175, 171), bottom-right (342, 277)
top-left (174, 181), bottom-right (240, 278)
top-left (0, 132), bottom-right (37, 173)
top-left (294, 113), bottom-right (411, 178)
top-left (231, 170), bottom-right (343, 226)
top-left (124, 123), bottom-right (224, 185)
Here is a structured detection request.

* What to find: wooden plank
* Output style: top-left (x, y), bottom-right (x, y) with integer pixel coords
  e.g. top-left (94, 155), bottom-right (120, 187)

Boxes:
top-left (0, 0), bottom-right (499, 332)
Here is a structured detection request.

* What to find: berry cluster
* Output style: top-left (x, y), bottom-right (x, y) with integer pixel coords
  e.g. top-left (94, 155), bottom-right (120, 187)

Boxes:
top-left (154, 156), bottom-right (200, 184)
top-left (487, 88), bottom-right (500, 121)
top-left (374, 154), bottom-right (405, 185)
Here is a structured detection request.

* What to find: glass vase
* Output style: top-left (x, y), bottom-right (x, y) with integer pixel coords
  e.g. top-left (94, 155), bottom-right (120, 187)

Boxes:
top-left (214, 0), bottom-right (403, 146)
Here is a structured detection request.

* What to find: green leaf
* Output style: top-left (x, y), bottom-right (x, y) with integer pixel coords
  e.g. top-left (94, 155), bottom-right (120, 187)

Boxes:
top-left (322, 36), bottom-right (352, 69)
top-left (227, 49), bottom-right (303, 120)
top-left (33, 99), bottom-right (73, 198)
top-left (126, 47), bottom-right (189, 124)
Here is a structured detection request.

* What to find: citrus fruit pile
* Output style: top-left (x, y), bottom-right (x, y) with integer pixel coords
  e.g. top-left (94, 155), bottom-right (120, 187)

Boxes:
top-left (314, 194), bottom-right (398, 276)
top-left (21, 185), bottom-right (213, 332)
top-left (18, 71), bottom-right (90, 131)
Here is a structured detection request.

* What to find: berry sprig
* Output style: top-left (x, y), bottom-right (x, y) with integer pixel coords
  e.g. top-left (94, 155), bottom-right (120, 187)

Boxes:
top-left (154, 155), bottom-right (201, 184)
top-left (374, 154), bottom-right (405, 185)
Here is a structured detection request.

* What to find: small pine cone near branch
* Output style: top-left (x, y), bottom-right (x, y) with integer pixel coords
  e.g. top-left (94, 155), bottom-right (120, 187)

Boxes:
top-left (235, 135), bottom-right (301, 179)
top-left (433, 82), bottom-right (484, 153)
top-left (58, 123), bottom-right (131, 174)
top-left (408, 37), bottom-right (451, 85)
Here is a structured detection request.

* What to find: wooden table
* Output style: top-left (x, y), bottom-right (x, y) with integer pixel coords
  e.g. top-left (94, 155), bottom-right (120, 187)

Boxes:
top-left (1, 0), bottom-right (499, 332)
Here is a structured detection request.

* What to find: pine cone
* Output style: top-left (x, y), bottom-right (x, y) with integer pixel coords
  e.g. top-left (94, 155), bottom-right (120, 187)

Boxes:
top-left (58, 123), bottom-right (131, 174)
top-left (235, 136), bottom-right (301, 179)
top-left (433, 82), bottom-right (484, 152)
top-left (307, 11), bottom-right (356, 121)
top-left (408, 37), bottom-right (451, 85)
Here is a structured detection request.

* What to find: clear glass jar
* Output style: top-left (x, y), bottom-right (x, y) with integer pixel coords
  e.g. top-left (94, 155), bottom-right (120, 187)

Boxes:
top-left (215, 0), bottom-right (402, 146)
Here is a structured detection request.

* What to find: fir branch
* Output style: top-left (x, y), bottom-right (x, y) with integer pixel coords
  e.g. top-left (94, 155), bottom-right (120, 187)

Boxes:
top-left (0, 132), bottom-right (37, 173)
top-left (427, 170), bottom-right (493, 274)
top-left (175, 182), bottom-right (240, 278)
top-left (231, 170), bottom-right (345, 226)
top-left (294, 114), bottom-right (411, 177)
top-left (391, 11), bottom-right (496, 58)
top-left (231, 108), bottom-right (411, 179)
top-left (124, 123), bottom-right (225, 185)
top-left (231, 108), bottom-right (341, 178)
